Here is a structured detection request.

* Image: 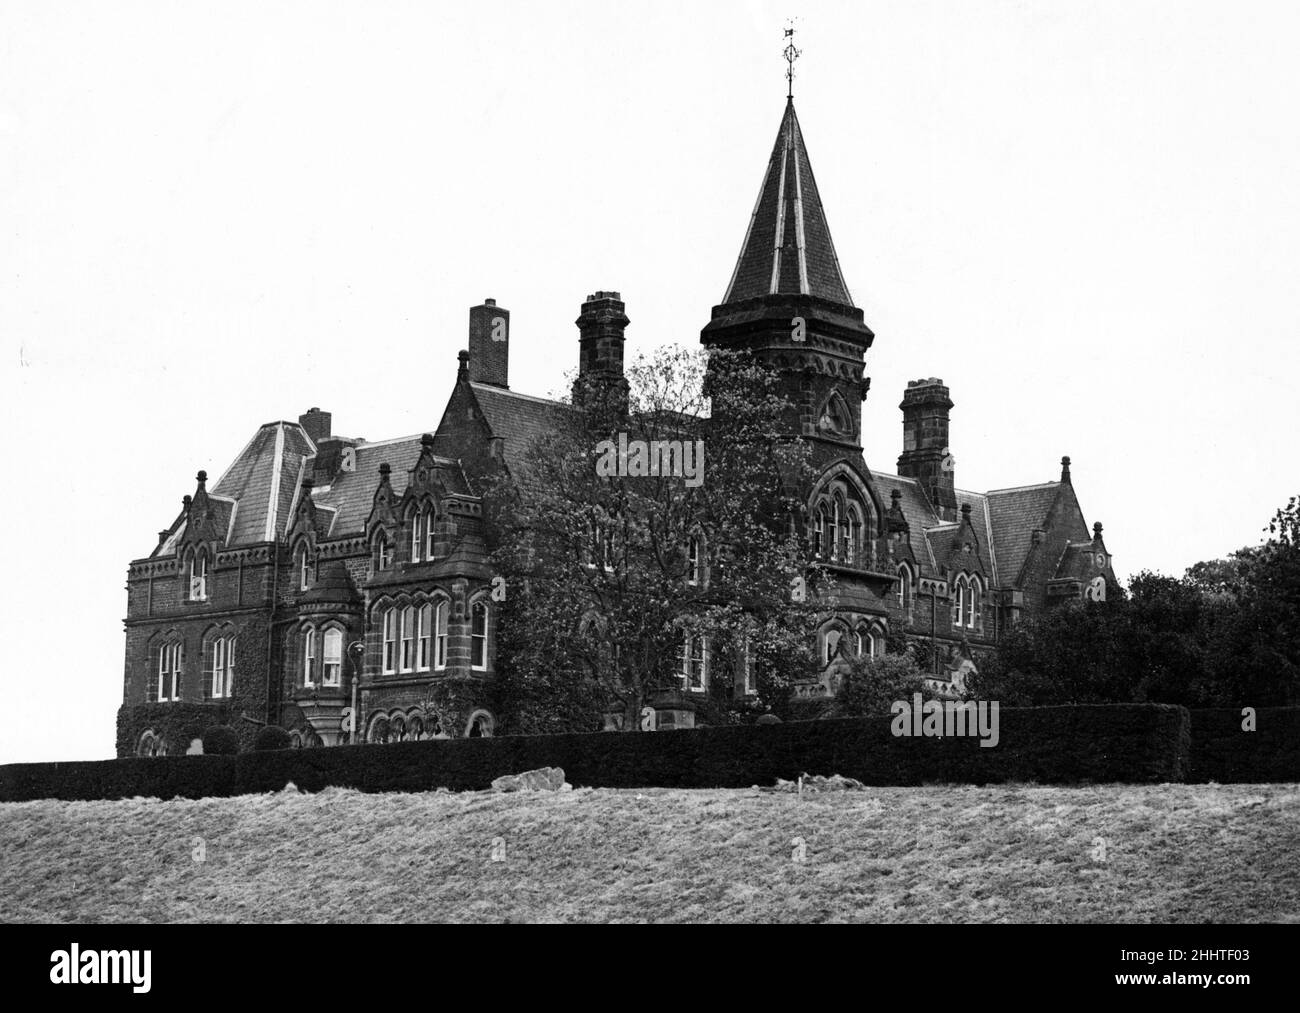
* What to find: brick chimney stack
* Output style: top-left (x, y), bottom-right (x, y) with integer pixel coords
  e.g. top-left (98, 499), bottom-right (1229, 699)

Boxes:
top-left (468, 298), bottom-right (510, 388)
top-left (299, 407), bottom-right (332, 445)
top-left (573, 291), bottom-right (630, 410)
top-left (898, 378), bottom-right (958, 522)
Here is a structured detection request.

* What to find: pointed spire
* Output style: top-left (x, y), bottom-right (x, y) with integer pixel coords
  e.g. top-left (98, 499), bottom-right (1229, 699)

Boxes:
top-left (721, 99), bottom-right (853, 307)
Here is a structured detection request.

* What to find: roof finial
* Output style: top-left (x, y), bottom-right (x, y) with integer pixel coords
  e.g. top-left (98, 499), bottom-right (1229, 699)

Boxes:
top-left (784, 21), bottom-right (801, 101)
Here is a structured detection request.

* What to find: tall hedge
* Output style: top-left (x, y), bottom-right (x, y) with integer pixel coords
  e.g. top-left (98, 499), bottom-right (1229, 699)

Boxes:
top-left (1187, 707), bottom-right (1300, 783)
top-left (1, 704), bottom-right (1191, 802)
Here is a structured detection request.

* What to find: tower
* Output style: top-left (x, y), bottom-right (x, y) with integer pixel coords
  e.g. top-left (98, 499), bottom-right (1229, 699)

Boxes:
top-left (699, 96), bottom-right (874, 459)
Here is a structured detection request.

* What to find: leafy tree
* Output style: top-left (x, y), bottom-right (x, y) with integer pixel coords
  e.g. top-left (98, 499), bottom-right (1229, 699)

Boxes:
top-left (972, 495), bottom-right (1300, 708)
top-left (487, 346), bottom-right (833, 730)
top-left (831, 651), bottom-right (927, 717)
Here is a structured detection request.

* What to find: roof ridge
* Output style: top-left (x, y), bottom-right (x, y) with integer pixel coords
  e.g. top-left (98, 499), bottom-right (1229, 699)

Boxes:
top-left (469, 382), bottom-right (568, 409)
top-left (987, 481), bottom-right (1059, 495)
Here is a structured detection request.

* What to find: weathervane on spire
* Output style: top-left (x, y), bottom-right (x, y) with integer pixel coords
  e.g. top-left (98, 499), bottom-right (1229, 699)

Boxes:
top-left (784, 21), bottom-right (801, 100)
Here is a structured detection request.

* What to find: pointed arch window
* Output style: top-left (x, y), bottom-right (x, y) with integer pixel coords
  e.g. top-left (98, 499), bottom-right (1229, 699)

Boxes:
top-left (966, 576), bottom-right (980, 630)
top-left (210, 635), bottom-right (235, 699)
top-left (814, 505), bottom-right (828, 559)
top-left (823, 627), bottom-right (843, 666)
top-left (382, 608), bottom-right (398, 674)
top-left (897, 563), bottom-right (914, 610)
top-left (471, 600), bottom-right (489, 670)
top-left (680, 632), bottom-right (708, 691)
top-left (298, 547), bottom-right (313, 591)
top-left (157, 641), bottom-right (183, 702)
top-left (423, 505), bottom-right (436, 562)
top-left (375, 533), bottom-right (393, 572)
top-left (303, 628), bottom-right (316, 687)
top-left (188, 550), bottom-right (208, 601)
top-left (687, 535), bottom-right (703, 587)
top-left (828, 499), bottom-right (842, 562)
top-left (400, 605), bottom-right (416, 673)
top-left (417, 603), bottom-right (432, 671)
top-left (952, 576), bottom-right (967, 628)
top-left (843, 504), bottom-right (862, 564)
top-left (323, 629), bottom-right (343, 687)
top-left (409, 508), bottom-right (421, 563)
top-left (434, 599), bottom-right (449, 670)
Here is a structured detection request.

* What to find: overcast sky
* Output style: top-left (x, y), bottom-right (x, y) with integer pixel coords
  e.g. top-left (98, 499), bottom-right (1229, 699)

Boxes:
top-left (3, 0), bottom-right (1298, 763)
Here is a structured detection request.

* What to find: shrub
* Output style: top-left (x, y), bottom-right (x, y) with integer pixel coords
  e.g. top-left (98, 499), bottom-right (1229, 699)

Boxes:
top-left (253, 725), bottom-right (292, 752)
top-left (202, 725), bottom-right (240, 755)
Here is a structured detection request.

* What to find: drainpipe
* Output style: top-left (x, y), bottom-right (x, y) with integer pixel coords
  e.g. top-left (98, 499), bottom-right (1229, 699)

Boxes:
top-left (264, 536), bottom-right (280, 724)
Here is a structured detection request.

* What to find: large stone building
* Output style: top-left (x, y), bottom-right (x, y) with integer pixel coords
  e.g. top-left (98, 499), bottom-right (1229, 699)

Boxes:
top-left (118, 95), bottom-right (1117, 755)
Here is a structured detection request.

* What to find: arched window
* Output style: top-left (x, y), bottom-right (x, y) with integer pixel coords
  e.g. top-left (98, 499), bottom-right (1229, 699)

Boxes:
top-left (952, 576), bottom-right (967, 628)
top-left (434, 599), bottom-right (449, 670)
top-left (323, 629), bottom-right (343, 687)
top-left (471, 600), bottom-right (488, 670)
top-left (400, 605), bottom-right (416, 672)
top-left (409, 508), bottom-right (421, 562)
top-left (375, 533), bottom-right (393, 572)
top-left (823, 628), bottom-right (842, 665)
top-left (381, 608), bottom-right (398, 674)
top-left (855, 625), bottom-right (883, 658)
top-left (298, 547), bottom-right (312, 591)
top-left (157, 641), bottom-right (183, 702)
top-left (897, 564), bottom-right (914, 610)
top-left (302, 627), bottom-right (316, 687)
top-left (736, 635), bottom-right (755, 697)
top-left (814, 504), bottom-right (828, 559)
top-left (828, 498), bottom-right (841, 562)
top-left (966, 576), bottom-right (980, 630)
top-left (188, 550), bottom-right (208, 601)
top-left (843, 504), bottom-right (862, 564)
top-left (423, 505), bottom-right (436, 561)
top-left (687, 535), bottom-right (703, 586)
top-left (210, 634), bottom-right (235, 699)
top-left (680, 632), bottom-right (708, 690)
top-left (417, 602), bottom-right (432, 671)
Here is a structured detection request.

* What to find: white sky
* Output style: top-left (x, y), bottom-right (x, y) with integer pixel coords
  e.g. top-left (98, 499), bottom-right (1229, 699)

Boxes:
top-left (3, 1), bottom-right (1298, 763)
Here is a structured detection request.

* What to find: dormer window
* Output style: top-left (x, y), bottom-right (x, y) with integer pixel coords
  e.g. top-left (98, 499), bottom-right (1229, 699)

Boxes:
top-left (966, 576), bottom-right (981, 630)
top-left (299, 549), bottom-right (312, 591)
top-left (375, 534), bottom-right (393, 572)
top-left (897, 563), bottom-right (914, 610)
top-left (188, 552), bottom-right (208, 601)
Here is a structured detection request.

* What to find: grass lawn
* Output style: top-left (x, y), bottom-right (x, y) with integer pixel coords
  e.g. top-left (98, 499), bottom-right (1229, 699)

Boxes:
top-left (1, 782), bottom-right (1296, 923)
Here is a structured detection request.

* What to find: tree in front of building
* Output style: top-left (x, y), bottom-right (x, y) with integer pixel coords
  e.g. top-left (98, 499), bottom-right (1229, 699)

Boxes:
top-left (488, 346), bottom-right (835, 731)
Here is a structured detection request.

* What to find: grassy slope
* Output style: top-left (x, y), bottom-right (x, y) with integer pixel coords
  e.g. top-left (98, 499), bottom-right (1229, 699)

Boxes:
top-left (1, 783), bottom-right (1297, 923)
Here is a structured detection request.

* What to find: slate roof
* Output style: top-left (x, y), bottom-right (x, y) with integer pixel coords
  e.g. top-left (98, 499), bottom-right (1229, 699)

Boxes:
top-left (307, 435), bottom-right (449, 536)
top-left (987, 483), bottom-right (1062, 586)
top-left (722, 98), bottom-right (854, 306)
top-left (208, 422), bottom-right (316, 546)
